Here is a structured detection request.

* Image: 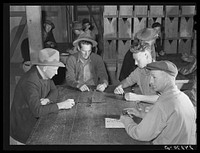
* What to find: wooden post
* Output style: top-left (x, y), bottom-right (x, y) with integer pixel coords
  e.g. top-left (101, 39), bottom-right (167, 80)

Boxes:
top-left (26, 6), bottom-right (43, 63)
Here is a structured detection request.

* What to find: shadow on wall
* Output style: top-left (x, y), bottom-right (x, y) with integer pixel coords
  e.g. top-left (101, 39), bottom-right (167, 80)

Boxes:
top-left (10, 24), bottom-right (27, 62)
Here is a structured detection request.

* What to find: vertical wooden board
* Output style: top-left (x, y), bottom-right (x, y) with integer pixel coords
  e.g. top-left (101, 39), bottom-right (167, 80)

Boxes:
top-left (133, 17), bottom-right (147, 38)
top-left (118, 18), bottom-right (132, 38)
top-left (164, 17), bottom-right (178, 38)
top-left (164, 39), bottom-right (177, 54)
top-left (165, 5), bottom-right (179, 16)
top-left (103, 5), bottom-right (117, 16)
top-left (118, 40), bottom-right (131, 60)
top-left (179, 17), bottom-right (193, 38)
top-left (119, 5), bottom-right (133, 17)
top-left (181, 5), bottom-right (196, 16)
top-left (134, 5), bottom-right (148, 17)
top-left (103, 17), bottom-right (117, 38)
top-left (103, 40), bottom-right (117, 60)
top-left (26, 6), bottom-right (43, 63)
top-left (149, 5), bottom-right (164, 17)
top-left (147, 17), bottom-right (162, 28)
top-left (178, 39), bottom-right (192, 54)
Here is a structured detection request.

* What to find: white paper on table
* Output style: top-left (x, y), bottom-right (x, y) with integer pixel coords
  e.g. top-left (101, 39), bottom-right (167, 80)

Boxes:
top-left (105, 118), bottom-right (125, 128)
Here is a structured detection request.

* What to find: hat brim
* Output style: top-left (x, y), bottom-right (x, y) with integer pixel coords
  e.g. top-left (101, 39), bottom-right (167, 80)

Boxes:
top-left (32, 62), bottom-right (65, 67)
top-left (73, 38), bottom-right (97, 47)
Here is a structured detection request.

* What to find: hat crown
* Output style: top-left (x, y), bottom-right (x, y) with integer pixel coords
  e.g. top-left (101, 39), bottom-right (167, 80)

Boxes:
top-left (73, 31), bottom-right (97, 47)
top-left (77, 31), bottom-right (95, 41)
top-left (32, 48), bottom-right (64, 67)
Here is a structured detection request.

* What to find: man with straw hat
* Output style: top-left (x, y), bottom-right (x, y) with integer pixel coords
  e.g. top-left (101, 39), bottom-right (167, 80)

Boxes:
top-left (10, 48), bottom-right (75, 144)
top-left (65, 32), bottom-right (108, 92)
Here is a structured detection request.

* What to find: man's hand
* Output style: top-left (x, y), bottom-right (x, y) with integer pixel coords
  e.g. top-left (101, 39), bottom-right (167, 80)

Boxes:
top-left (96, 83), bottom-right (107, 92)
top-left (40, 98), bottom-right (50, 105)
top-left (120, 114), bottom-right (135, 126)
top-left (79, 84), bottom-right (90, 92)
top-left (57, 99), bottom-right (75, 110)
top-left (123, 107), bottom-right (141, 117)
top-left (114, 85), bottom-right (124, 95)
top-left (124, 92), bottom-right (141, 102)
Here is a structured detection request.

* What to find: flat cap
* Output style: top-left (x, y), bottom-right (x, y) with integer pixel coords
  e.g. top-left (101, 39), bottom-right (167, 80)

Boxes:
top-left (146, 60), bottom-right (178, 77)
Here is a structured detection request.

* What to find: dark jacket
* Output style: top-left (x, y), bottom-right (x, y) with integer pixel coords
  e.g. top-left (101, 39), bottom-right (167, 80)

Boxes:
top-left (10, 66), bottom-right (59, 143)
top-left (65, 52), bottom-right (108, 88)
top-left (119, 50), bottom-right (137, 82)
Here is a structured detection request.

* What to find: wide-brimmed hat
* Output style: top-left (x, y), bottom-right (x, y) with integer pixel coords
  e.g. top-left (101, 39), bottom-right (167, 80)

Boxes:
top-left (136, 28), bottom-right (158, 41)
top-left (44, 20), bottom-right (55, 29)
top-left (73, 32), bottom-right (97, 47)
top-left (32, 48), bottom-right (65, 67)
top-left (146, 60), bottom-right (178, 77)
top-left (71, 21), bottom-right (82, 30)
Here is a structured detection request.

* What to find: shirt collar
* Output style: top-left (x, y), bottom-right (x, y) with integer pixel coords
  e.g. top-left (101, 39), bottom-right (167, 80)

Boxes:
top-left (36, 65), bottom-right (48, 80)
top-left (77, 52), bottom-right (92, 64)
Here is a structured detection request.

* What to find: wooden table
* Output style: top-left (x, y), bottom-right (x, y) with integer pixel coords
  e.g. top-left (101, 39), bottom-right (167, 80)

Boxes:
top-left (26, 85), bottom-right (151, 145)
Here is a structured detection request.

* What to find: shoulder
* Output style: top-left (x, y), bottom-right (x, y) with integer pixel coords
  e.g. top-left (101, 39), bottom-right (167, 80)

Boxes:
top-left (90, 53), bottom-right (103, 60)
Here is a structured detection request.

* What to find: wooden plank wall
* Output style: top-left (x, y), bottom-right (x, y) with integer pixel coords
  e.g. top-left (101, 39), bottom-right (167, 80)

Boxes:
top-left (103, 5), bottom-right (196, 84)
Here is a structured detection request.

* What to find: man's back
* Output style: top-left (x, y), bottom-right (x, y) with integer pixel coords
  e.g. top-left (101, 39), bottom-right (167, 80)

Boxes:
top-left (153, 87), bottom-right (196, 144)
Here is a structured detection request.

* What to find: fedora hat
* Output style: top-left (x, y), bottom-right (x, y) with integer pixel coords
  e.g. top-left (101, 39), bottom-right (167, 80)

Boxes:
top-left (32, 48), bottom-right (65, 67)
top-left (73, 32), bottom-right (97, 47)
top-left (136, 28), bottom-right (158, 41)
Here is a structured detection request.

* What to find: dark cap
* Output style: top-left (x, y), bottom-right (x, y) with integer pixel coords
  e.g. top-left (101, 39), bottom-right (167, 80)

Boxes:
top-left (146, 60), bottom-right (178, 77)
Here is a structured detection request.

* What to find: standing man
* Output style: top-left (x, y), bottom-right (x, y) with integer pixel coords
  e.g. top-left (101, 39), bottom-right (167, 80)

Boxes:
top-left (120, 61), bottom-right (196, 144)
top-left (65, 32), bottom-right (108, 92)
top-left (10, 48), bottom-right (75, 144)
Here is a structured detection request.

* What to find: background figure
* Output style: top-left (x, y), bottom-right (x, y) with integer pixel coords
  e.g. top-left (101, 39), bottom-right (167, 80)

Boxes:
top-left (67, 21), bottom-right (84, 55)
top-left (82, 18), bottom-right (98, 54)
top-left (151, 22), bottom-right (165, 57)
top-left (43, 20), bottom-right (57, 49)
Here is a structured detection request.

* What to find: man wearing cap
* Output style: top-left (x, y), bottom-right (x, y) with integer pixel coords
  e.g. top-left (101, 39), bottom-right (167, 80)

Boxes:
top-left (120, 60), bottom-right (196, 144)
top-left (10, 48), bottom-right (75, 144)
top-left (114, 42), bottom-right (159, 106)
top-left (65, 32), bottom-right (108, 92)
top-left (43, 20), bottom-right (57, 49)
top-left (119, 27), bottom-right (158, 81)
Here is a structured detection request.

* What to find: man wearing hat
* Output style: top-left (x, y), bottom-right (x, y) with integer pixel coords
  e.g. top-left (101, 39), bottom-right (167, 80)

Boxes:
top-left (10, 48), bottom-right (75, 144)
top-left (43, 20), bottom-right (57, 49)
top-left (114, 42), bottom-right (159, 108)
top-left (65, 32), bottom-right (108, 92)
top-left (120, 60), bottom-right (196, 144)
top-left (119, 27), bottom-right (158, 82)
